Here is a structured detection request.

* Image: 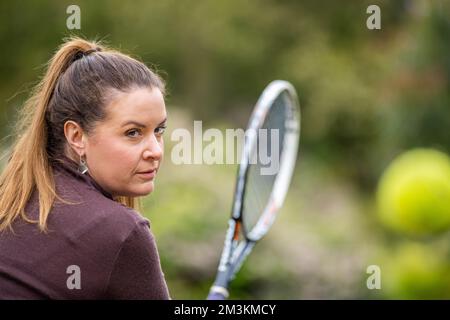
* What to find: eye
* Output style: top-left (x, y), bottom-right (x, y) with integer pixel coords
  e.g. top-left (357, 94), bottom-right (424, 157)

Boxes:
top-left (155, 126), bottom-right (167, 136)
top-left (126, 128), bottom-right (142, 138)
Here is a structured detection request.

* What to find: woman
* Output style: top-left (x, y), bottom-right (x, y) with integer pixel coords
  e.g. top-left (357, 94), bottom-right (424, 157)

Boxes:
top-left (0, 37), bottom-right (170, 299)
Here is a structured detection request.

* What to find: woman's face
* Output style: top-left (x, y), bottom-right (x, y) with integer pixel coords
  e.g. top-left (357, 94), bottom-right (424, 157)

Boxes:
top-left (84, 86), bottom-right (167, 197)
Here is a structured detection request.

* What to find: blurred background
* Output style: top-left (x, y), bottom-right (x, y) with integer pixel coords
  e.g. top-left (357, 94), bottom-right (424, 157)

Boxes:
top-left (0, 0), bottom-right (449, 299)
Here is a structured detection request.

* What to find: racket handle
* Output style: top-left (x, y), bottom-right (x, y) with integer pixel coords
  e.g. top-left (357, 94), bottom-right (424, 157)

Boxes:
top-left (207, 286), bottom-right (229, 300)
top-left (207, 292), bottom-right (226, 300)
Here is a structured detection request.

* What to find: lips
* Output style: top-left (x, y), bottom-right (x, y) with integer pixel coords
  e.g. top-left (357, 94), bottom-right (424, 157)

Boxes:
top-left (136, 169), bottom-right (157, 180)
top-left (137, 169), bottom-right (156, 174)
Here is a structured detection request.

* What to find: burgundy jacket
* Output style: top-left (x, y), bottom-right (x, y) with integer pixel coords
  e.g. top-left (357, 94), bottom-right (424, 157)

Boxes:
top-left (0, 155), bottom-right (170, 299)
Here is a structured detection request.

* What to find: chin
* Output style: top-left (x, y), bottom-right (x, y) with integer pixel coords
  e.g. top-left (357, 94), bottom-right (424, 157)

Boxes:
top-left (115, 182), bottom-right (155, 197)
top-left (132, 182), bottom-right (155, 196)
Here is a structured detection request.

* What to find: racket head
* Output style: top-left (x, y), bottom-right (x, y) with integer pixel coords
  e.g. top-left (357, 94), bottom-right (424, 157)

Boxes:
top-left (234, 80), bottom-right (300, 241)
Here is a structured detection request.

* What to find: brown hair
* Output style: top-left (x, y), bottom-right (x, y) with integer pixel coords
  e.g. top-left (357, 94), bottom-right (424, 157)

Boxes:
top-left (0, 36), bottom-right (165, 231)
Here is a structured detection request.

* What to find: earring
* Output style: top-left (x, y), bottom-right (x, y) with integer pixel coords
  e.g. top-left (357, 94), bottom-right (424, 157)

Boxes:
top-left (78, 154), bottom-right (88, 174)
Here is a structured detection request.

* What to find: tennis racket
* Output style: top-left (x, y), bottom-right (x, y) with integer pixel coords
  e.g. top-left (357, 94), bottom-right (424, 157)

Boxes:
top-left (207, 80), bottom-right (301, 300)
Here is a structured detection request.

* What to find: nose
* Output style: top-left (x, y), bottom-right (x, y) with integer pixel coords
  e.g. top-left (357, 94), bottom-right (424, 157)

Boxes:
top-left (143, 134), bottom-right (163, 160)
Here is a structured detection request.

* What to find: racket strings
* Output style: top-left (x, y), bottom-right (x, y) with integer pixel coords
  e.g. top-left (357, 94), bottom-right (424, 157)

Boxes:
top-left (242, 92), bottom-right (288, 235)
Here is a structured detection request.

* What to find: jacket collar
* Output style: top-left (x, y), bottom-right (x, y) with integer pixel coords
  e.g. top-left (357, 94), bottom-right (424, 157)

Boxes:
top-left (51, 154), bottom-right (114, 200)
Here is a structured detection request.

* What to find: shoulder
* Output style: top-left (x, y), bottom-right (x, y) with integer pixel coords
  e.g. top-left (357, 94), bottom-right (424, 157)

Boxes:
top-left (50, 167), bottom-right (151, 245)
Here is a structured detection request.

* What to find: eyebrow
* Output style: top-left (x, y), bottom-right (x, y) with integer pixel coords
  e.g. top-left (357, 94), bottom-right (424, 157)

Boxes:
top-left (121, 117), bottom-right (167, 128)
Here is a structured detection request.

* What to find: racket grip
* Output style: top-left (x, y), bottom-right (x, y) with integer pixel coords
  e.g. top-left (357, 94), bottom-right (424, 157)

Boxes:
top-left (207, 286), bottom-right (229, 300)
top-left (207, 292), bottom-right (226, 300)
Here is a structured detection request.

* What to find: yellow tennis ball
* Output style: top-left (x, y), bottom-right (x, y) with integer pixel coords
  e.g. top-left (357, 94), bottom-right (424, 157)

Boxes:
top-left (377, 148), bottom-right (450, 236)
top-left (382, 243), bottom-right (450, 299)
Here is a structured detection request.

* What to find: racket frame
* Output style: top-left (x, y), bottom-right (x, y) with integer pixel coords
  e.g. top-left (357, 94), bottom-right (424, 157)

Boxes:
top-left (208, 80), bottom-right (300, 299)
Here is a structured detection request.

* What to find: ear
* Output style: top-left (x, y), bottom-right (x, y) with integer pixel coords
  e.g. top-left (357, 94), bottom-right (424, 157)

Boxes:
top-left (64, 120), bottom-right (87, 157)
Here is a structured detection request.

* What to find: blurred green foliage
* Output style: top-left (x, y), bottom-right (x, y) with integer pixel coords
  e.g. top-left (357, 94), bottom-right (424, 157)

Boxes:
top-left (0, 0), bottom-right (449, 299)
